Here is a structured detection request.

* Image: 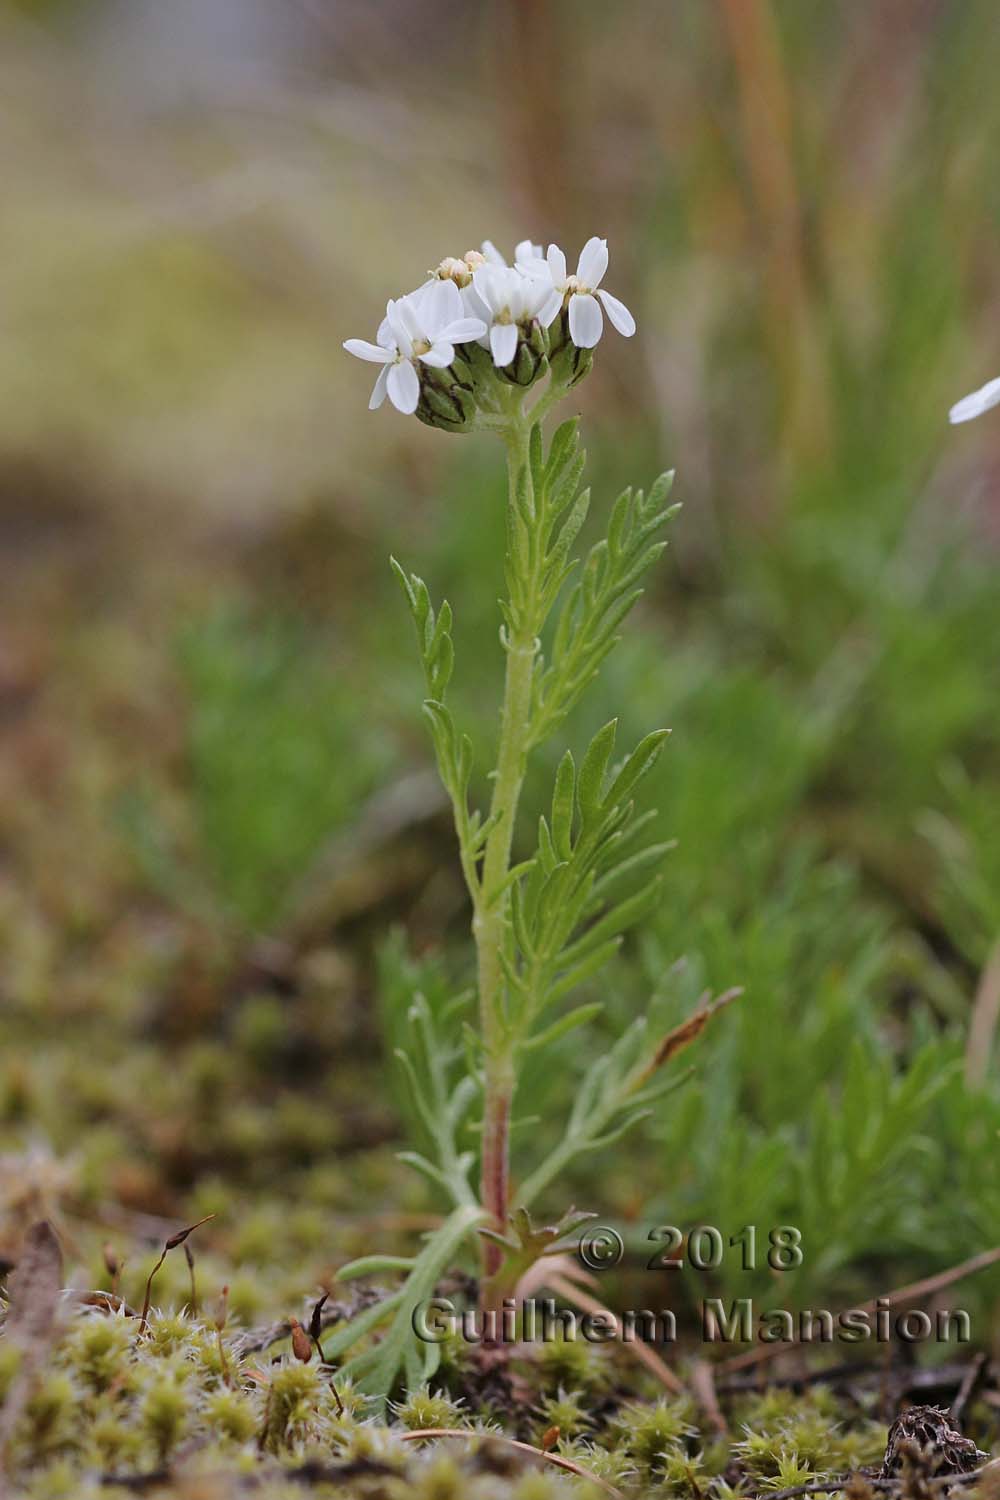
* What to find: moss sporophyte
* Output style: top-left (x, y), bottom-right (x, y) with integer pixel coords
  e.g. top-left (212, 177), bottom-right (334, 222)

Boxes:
top-left (337, 235), bottom-right (738, 1411)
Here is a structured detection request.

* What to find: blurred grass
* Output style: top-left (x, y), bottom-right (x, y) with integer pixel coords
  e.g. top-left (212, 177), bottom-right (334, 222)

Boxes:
top-left (2, 0), bottom-right (1000, 1337)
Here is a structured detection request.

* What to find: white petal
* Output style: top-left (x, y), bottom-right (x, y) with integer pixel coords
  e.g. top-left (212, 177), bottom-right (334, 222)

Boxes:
top-left (597, 288), bottom-right (636, 337)
top-left (420, 278), bottom-right (462, 335)
top-left (577, 236), bottom-right (609, 289)
top-left (519, 257), bottom-right (555, 289)
top-left (384, 300), bottom-right (414, 358)
top-left (481, 239), bottom-right (507, 266)
top-left (949, 376), bottom-right (1000, 424)
top-left (406, 278), bottom-right (437, 312)
top-left (514, 239), bottom-right (544, 266)
top-left (568, 291), bottom-right (603, 348)
top-left (536, 287), bottom-right (563, 328)
top-left (462, 283), bottom-right (490, 322)
top-left (387, 359), bottom-right (420, 414)
top-left (344, 338), bottom-right (393, 364)
top-left (419, 343), bottom-right (454, 368)
top-left (547, 243), bottom-right (567, 285)
top-left (377, 315), bottom-right (392, 345)
top-left (472, 264), bottom-right (509, 314)
top-left (490, 322), bottom-right (519, 367)
top-left (441, 316), bottom-right (487, 344)
top-left (369, 364), bottom-right (390, 410)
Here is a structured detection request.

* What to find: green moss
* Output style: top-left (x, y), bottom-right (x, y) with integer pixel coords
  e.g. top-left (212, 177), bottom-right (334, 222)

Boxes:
top-left (536, 1388), bottom-right (593, 1443)
top-left (0, 1341), bottom-right (23, 1402)
top-left (64, 1315), bottom-right (134, 1395)
top-left (139, 1370), bottom-right (190, 1462)
top-left (535, 1333), bottom-right (610, 1395)
top-left (259, 1361), bottom-right (322, 1454)
top-left (203, 1388), bottom-right (257, 1445)
top-left (22, 1374), bottom-right (79, 1456)
top-left (395, 1388), bottom-right (469, 1431)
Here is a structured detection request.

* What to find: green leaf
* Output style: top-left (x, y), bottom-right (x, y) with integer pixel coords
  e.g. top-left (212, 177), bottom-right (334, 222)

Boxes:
top-left (522, 1001), bottom-right (603, 1052)
top-left (334, 1204), bottom-right (486, 1415)
top-left (559, 880), bottom-right (662, 970)
top-left (546, 938), bottom-right (623, 1006)
top-left (336, 1254), bottom-right (417, 1280)
top-left (578, 719), bottom-right (618, 816)
top-left (551, 751), bottom-right (576, 859)
top-left (604, 729), bottom-right (671, 808)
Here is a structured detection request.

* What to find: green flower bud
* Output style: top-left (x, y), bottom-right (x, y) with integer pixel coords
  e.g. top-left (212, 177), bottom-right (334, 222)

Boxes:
top-left (495, 320), bottom-right (550, 388)
top-left (548, 317), bottom-right (594, 390)
top-left (416, 358), bottom-right (478, 434)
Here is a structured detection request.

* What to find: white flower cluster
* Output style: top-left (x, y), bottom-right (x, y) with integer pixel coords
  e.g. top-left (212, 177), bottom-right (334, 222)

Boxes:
top-left (344, 236), bottom-right (635, 424)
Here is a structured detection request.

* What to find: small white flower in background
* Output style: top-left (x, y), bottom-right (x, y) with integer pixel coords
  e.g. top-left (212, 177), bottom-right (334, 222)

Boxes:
top-left (949, 375), bottom-right (1000, 425)
top-left (534, 236), bottom-right (636, 349)
top-left (343, 280), bottom-right (485, 414)
top-left (481, 238), bottom-right (546, 271)
top-left (469, 263), bottom-right (562, 367)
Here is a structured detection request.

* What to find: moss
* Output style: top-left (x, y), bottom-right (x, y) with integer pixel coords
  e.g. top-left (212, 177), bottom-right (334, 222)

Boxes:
top-left (535, 1388), bottom-right (593, 1443)
top-left (535, 1333), bottom-right (610, 1395)
top-left (203, 1387), bottom-right (257, 1444)
top-left (64, 1314), bottom-right (134, 1394)
top-left (139, 1370), bottom-right (190, 1463)
top-left (259, 1360), bottom-right (322, 1454)
top-left (0, 1341), bottom-right (23, 1402)
top-left (22, 1373), bottom-right (79, 1457)
top-left (617, 1396), bottom-right (698, 1475)
top-left (1, 1281), bottom-right (994, 1499)
top-left (395, 1388), bottom-right (469, 1431)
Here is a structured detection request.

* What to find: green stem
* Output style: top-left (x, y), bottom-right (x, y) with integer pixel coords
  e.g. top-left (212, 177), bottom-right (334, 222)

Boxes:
top-left (475, 410), bottom-right (540, 1297)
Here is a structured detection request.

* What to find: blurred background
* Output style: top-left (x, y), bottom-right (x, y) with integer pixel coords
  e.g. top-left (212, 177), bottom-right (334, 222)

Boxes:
top-left (3, 0), bottom-right (1000, 1341)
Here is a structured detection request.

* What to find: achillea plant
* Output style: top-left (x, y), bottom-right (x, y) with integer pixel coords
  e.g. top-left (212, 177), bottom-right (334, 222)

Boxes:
top-left (334, 235), bottom-right (734, 1410)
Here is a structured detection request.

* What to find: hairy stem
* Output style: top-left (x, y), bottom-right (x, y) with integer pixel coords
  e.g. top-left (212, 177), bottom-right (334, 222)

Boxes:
top-left (475, 412), bottom-right (539, 1298)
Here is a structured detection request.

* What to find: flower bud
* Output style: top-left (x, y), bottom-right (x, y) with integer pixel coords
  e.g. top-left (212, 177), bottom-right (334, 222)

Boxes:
top-left (547, 313), bottom-right (593, 389)
top-left (435, 255), bottom-right (473, 288)
top-left (416, 357), bottom-right (478, 434)
top-left (495, 319), bottom-right (550, 389)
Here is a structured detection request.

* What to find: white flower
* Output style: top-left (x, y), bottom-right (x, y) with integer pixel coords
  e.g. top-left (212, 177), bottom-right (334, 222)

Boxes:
top-left (343, 279), bottom-right (485, 414)
top-left (481, 238), bottom-right (546, 271)
top-left (538, 236), bottom-right (636, 349)
top-left (468, 263), bottom-right (562, 367)
top-left (949, 376), bottom-right (1000, 425)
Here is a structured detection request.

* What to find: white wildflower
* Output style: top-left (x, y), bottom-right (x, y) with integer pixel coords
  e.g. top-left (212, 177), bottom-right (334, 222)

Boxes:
top-left (469, 263), bottom-right (562, 368)
top-left (949, 376), bottom-right (1000, 425)
top-left (537, 236), bottom-right (636, 349)
top-left (481, 238), bottom-right (546, 271)
top-left (343, 280), bottom-right (485, 415)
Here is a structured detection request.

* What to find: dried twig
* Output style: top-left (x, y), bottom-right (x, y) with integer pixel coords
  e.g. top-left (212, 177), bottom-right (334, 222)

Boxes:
top-left (690, 1355), bottom-right (728, 1434)
top-left (399, 1428), bottom-right (621, 1496)
top-left (950, 1352), bottom-right (989, 1426)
